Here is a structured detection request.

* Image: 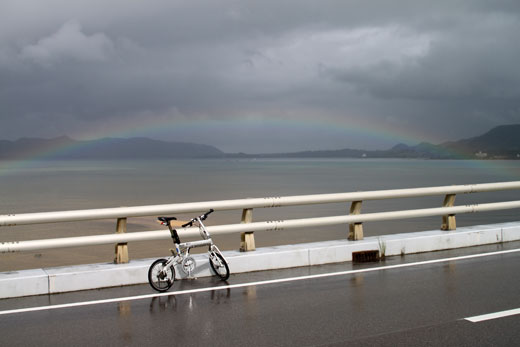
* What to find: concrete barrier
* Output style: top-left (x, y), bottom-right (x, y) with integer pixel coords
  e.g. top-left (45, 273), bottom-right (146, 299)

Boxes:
top-left (1, 221), bottom-right (519, 299)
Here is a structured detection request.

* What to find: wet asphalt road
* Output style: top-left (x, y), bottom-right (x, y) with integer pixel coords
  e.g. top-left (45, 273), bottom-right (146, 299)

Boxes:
top-left (0, 242), bottom-right (519, 346)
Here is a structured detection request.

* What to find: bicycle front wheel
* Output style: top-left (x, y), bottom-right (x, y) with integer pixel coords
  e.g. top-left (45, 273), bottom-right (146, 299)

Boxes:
top-left (148, 258), bottom-right (175, 292)
top-left (209, 251), bottom-right (230, 280)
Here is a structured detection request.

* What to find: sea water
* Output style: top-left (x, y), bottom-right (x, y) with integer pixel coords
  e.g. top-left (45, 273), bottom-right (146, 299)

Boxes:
top-left (1, 158), bottom-right (519, 270)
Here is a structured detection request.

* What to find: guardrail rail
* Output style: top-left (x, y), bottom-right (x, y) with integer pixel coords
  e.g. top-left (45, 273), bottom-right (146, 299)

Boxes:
top-left (1, 181), bottom-right (520, 263)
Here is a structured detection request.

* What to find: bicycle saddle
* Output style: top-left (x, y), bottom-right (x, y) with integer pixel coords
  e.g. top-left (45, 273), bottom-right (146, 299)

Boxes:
top-left (158, 216), bottom-right (177, 224)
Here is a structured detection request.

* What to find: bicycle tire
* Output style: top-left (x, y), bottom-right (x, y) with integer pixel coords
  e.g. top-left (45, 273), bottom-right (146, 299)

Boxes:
top-left (148, 258), bottom-right (175, 292)
top-left (209, 251), bottom-right (230, 281)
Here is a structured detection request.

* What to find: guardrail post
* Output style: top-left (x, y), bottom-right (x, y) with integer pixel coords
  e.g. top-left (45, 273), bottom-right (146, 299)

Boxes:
top-left (348, 201), bottom-right (364, 240)
top-left (114, 217), bottom-right (129, 263)
top-left (240, 208), bottom-right (255, 252)
top-left (441, 194), bottom-right (456, 230)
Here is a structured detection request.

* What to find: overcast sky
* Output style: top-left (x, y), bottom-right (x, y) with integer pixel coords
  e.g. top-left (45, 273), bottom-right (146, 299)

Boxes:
top-left (1, 1), bottom-right (519, 153)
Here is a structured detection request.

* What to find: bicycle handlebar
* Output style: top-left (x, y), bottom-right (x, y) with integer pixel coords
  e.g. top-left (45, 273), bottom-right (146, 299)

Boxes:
top-left (181, 209), bottom-right (214, 228)
top-left (181, 221), bottom-right (193, 228)
top-left (202, 208), bottom-right (214, 220)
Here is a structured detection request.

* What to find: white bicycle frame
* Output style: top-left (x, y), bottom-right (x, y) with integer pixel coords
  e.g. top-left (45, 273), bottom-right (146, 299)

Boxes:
top-left (161, 217), bottom-right (226, 277)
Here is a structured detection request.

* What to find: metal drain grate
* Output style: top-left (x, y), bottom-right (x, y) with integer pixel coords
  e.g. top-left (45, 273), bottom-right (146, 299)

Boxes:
top-left (352, 250), bottom-right (380, 263)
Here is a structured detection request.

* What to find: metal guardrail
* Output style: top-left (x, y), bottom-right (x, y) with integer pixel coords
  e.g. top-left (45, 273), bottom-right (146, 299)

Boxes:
top-left (3, 182), bottom-right (520, 226)
top-left (1, 182), bottom-right (520, 259)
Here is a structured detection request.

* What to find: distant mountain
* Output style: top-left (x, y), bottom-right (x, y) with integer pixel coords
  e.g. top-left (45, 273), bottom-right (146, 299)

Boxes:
top-left (390, 124), bottom-right (520, 159)
top-left (441, 124), bottom-right (520, 158)
top-left (383, 142), bottom-right (451, 159)
top-left (0, 136), bottom-right (224, 159)
top-left (1, 124), bottom-right (519, 160)
top-left (227, 124), bottom-right (520, 159)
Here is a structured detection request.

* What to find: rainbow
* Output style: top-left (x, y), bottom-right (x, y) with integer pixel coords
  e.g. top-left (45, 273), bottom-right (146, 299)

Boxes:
top-left (1, 115), bottom-right (519, 179)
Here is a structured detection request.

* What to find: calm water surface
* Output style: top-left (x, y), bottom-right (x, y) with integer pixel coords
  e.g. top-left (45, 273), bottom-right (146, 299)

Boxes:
top-left (1, 158), bottom-right (519, 270)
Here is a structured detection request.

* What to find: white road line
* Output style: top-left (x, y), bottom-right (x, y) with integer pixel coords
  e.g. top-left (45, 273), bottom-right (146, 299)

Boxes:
top-left (1, 248), bottom-right (519, 316)
top-left (465, 308), bottom-right (520, 323)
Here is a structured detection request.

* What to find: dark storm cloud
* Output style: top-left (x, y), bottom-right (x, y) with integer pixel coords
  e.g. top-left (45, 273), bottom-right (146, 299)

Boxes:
top-left (1, 0), bottom-right (519, 152)
top-left (330, 14), bottom-right (520, 101)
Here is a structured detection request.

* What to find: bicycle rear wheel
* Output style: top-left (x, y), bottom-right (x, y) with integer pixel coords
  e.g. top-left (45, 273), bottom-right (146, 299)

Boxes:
top-left (209, 251), bottom-right (230, 280)
top-left (148, 258), bottom-right (175, 292)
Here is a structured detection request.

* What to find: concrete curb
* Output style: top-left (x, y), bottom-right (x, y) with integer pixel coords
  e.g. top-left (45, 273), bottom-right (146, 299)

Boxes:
top-left (1, 221), bottom-right (520, 298)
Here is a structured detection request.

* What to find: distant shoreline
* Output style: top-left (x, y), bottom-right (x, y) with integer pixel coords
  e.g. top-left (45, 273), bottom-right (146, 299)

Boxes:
top-left (1, 124), bottom-right (519, 160)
